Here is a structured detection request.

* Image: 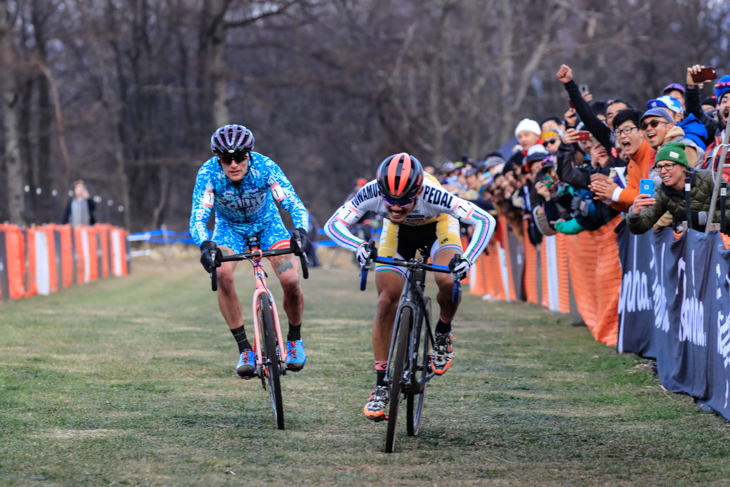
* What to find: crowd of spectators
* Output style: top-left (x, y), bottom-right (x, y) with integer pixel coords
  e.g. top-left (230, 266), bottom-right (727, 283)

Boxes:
top-left (428, 63), bottom-right (730, 245)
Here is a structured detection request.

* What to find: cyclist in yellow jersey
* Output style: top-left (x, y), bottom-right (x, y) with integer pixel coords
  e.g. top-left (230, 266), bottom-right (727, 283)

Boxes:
top-left (325, 153), bottom-right (496, 420)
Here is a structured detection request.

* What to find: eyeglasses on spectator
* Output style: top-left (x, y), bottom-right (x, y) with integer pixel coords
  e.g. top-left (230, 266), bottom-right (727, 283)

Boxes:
top-left (612, 126), bottom-right (639, 137)
top-left (654, 162), bottom-right (679, 172)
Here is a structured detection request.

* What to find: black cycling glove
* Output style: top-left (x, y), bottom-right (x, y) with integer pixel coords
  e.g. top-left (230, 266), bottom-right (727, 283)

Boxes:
top-left (290, 228), bottom-right (312, 255)
top-left (200, 240), bottom-right (222, 273)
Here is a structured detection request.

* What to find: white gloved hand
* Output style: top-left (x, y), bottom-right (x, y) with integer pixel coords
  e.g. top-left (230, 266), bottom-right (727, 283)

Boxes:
top-left (356, 242), bottom-right (375, 269)
top-left (449, 256), bottom-right (471, 281)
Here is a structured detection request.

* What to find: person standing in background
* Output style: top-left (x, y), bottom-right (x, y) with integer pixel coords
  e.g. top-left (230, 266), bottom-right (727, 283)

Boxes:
top-left (62, 180), bottom-right (96, 226)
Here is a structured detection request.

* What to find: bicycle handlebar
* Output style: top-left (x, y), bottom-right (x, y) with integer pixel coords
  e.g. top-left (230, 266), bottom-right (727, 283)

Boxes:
top-left (210, 244), bottom-right (309, 292)
top-left (358, 242), bottom-right (461, 303)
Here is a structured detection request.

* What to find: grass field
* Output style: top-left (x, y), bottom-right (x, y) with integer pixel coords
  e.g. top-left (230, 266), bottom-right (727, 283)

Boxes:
top-left (2, 258), bottom-right (730, 486)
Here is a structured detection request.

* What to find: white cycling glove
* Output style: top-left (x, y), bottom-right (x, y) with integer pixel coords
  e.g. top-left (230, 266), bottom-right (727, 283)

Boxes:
top-left (449, 256), bottom-right (471, 281)
top-left (356, 242), bottom-right (376, 269)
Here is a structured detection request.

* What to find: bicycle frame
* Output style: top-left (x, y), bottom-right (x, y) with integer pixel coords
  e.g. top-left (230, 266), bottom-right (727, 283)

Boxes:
top-left (248, 243), bottom-right (287, 378)
top-left (385, 256), bottom-right (435, 393)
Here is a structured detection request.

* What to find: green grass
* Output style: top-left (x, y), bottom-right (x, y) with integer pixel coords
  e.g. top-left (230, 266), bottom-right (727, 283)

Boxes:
top-left (1, 259), bottom-right (730, 486)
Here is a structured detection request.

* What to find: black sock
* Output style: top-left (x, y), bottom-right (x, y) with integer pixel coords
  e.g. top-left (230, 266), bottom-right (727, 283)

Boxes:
top-left (376, 370), bottom-right (387, 387)
top-left (435, 318), bottom-right (452, 334)
top-left (230, 326), bottom-right (252, 353)
top-left (287, 322), bottom-right (301, 342)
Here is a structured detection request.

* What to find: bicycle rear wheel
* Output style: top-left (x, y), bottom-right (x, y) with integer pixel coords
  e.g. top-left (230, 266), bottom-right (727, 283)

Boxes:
top-left (258, 293), bottom-right (285, 430)
top-left (407, 297), bottom-right (431, 436)
top-left (385, 306), bottom-right (411, 453)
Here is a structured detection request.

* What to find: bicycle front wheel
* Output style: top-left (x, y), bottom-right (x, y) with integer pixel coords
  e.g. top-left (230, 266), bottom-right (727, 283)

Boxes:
top-left (385, 306), bottom-right (411, 453)
top-left (407, 297), bottom-right (431, 436)
top-left (258, 293), bottom-right (285, 430)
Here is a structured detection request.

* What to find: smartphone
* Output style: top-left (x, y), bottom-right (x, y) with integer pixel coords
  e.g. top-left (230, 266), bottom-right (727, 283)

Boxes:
top-left (640, 178), bottom-right (654, 197)
top-left (579, 84), bottom-right (589, 95)
top-left (692, 66), bottom-right (717, 83)
top-left (568, 98), bottom-right (574, 109)
top-left (576, 131), bottom-right (591, 141)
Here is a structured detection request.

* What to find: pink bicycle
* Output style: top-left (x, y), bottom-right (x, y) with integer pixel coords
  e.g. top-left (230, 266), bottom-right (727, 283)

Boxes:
top-left (209, 237), bottom-right (308, 429)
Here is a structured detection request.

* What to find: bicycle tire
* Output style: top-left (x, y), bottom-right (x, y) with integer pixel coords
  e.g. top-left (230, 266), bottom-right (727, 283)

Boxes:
top-left (258, 293), bottom-right (285, 430)
top-left (407, 297), bottom-right (431, 436)
top-left (385, 306), bottom-right (411, 453)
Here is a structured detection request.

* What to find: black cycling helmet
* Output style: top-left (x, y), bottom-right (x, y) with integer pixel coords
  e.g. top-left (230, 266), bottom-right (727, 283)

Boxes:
top-left (210, 125), bottom-right (255, 156)
top-left (376, 153), bottom-right (424, 201)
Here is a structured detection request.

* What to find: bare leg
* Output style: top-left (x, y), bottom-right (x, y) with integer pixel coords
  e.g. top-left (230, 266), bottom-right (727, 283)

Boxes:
top-left (434, 249), bottom-right (460, 322)
top-left (216, 257), bottom-right (242, 330)
top-left (373, 271), bottom-right (405, 362)
top-left (270, 254), bottom-right (304, 326)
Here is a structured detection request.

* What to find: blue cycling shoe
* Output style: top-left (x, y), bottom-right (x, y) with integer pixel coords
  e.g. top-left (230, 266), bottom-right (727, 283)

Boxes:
top-left (286, 340), bottom-right (306, 371)
top-left (236, 349), bottom-right (256, 378)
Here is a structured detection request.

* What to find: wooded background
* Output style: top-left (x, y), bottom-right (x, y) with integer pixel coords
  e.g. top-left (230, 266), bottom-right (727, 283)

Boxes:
top-left (1, 0), bottom-right (729, 231)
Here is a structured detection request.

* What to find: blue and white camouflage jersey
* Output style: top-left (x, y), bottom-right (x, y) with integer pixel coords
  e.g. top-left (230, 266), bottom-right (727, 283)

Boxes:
top-left (189, 152), bottom-right (309, 253)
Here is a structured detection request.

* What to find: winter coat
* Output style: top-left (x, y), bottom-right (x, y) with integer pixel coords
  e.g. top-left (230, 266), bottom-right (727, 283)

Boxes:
top-left (610, 140), bottom-right (654, 213)
top-left (626, 168), bottom-right (728, 234)
top-left (685, 85), bottom-right (723, 143)
top-left (653, 125), bottom-right (702, 229)
top-left (676, 113), bottom-right (708, 155)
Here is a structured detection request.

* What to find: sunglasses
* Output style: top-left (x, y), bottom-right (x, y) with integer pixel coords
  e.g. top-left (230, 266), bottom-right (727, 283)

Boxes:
top-left (545, 139), bottom-right (559, 145)
top-left (219, 152), bottom-right (250, 165)
top-left (640, 119), bottom-right (669, 131)
top-left (382, 194), bottom-right (417, 207)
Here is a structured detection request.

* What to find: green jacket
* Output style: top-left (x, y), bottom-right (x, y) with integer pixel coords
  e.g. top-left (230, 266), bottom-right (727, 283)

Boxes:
top-left (627, 168), bottom-right (729, 234)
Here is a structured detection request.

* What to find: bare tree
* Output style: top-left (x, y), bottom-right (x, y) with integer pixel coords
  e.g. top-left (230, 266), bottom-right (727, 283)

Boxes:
top-left (0, 0), bottom-right (24, 224)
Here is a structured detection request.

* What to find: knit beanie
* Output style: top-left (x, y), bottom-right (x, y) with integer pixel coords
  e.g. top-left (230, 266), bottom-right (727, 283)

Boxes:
top-left (655, 142), bottom-right (688, 168)
top-left (541, 129), bottom-right (562, 140)
top-left (715, 75), bottom-right (730, 104)
top-left (514, 118), bottom-right (541, 138)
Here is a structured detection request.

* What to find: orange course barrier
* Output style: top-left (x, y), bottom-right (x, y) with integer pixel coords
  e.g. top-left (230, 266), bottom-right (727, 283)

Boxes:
top-left (469, 215), bottom-right (622, 346)
top-left (0, 223), bottom-right (129, 301)
top-left (469, 217), bottom-right (516, 302)
top-left (565, 216), bottom-right (622, 346)
top-left (0, 225), bottom-right (27, 299)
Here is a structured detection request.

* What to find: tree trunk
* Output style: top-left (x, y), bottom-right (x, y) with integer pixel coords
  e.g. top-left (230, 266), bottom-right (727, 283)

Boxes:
top-left (150, 166), bottom-right (170, 229)
top-left (32, 0), bottom-right (53, 223)
top-left (210, 0), bottom-right (229, 127)
top-left (0, 0), bottom-right (25, 225)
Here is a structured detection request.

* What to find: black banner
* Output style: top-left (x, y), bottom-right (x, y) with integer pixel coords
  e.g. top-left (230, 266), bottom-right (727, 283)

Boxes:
top-left (618, 227), bottom-right (730, 420)
top-left (617, 226), bottom-right (661, 358)
top-left (656, 230), bottom-right (712, 398)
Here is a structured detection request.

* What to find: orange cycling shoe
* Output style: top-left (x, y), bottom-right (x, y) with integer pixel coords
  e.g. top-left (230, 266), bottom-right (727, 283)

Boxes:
top-left (364, 386), bottom-right (390, 421)
top-left (432, 331), bottom-right (453, 375)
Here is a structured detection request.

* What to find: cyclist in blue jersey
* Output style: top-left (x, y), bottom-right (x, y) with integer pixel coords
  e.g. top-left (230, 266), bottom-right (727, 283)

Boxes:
top-left (190, 125), bottom-right (312, 377)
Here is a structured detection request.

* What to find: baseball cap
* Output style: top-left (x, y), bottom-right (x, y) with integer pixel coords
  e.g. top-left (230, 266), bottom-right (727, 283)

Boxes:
top-left (640, 108), bottom-right (674, 125)
top-left (647, 96), bottom-right (683, 115)
top-left (662, 83), bottom-right (685, 94)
